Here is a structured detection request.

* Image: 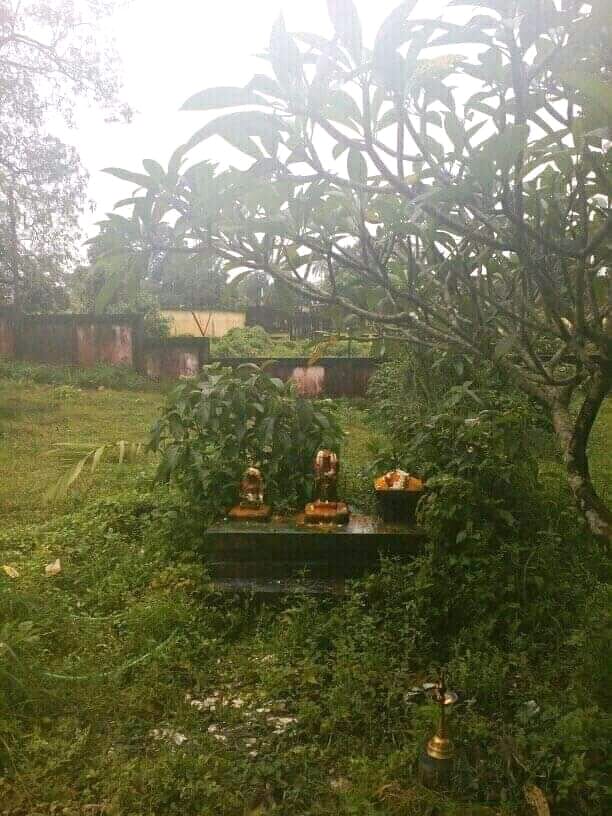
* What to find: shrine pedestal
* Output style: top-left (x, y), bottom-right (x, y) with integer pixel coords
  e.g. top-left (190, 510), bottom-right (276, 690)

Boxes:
top-left (227, 504), bottom-right (272, 522)
top-left (303, 500), bottom-right (350, 525)
top-left (199, 513), bottom-right (426, 593)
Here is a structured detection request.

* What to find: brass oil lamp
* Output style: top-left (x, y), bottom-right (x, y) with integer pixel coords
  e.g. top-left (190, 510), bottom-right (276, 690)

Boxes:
top-left (418, 673), bottom-right (458, 788)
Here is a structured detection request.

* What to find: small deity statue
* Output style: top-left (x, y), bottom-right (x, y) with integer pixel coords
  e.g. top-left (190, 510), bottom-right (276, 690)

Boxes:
top-left (314, 449), bottom-right (339, 503)
top-left (304, 449), bottom-right (349, 525)
top-left (228, 466), bottom-right (271, 521)
top-left (240, 466), bottom-right (264, 507)
top-left (374, 469), bottom-right (424, 492)
top-left (374, 468), bottom-right (425, 523)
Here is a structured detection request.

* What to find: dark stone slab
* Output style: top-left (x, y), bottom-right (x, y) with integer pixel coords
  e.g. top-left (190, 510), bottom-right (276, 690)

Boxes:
top-left (200, 513), bottom-right (426, 593)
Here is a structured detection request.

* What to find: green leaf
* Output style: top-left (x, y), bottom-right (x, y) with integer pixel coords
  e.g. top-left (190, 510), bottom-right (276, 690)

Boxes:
top-left (142, 159), bottom-right (166, 184)
top-left (44, 453), bottom-right (90, 503)
top-left (113, 197), bottom-right (140, 209)
top-left (327, 0), bottom-right (362, 62)
top-left (494, 334), bottom-right (516, 359)
top-left (444, 111), bottom-right (467, 153)
top-left (478, 124), bottom-right (529, 173)
top-left (269, 15), bottom-right (303, 91)
top-left (186, 111), bottom-right (287, 155)
top-left (324, 89), bottom-right (362, 127)
top-left (102, 167), bottom-right (159, 190)
top-left (377, 108), bottom-right (398, 131)
top-left (167, 144), bottom-right (187, 185)
top-left (181, 86), bottom-right (260, 111)
top-left (374, 1), bottom-right (418, 57)
top-left (247, 74), bottom-right (283, 98)
top-left (94, 268), bottom-right (121, 314)
top-left (558, 68), bottom-right (612, 117)
top-left (347, 147), bottom-right (367, 185)
top-left (373, 46), bottom-right (405, 95)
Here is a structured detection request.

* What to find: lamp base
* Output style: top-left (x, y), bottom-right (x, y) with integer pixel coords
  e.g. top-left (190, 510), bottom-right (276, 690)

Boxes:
top-left (417, 747), bottom-right (454, 789)
top-left (227, 504), bottom-right (272, 522)
top-left (303, 501), bottom-right (350, 525)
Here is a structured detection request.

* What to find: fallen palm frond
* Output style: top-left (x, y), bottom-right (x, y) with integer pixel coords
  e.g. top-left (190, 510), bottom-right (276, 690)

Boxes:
top-left (524, 784), bottom-right (551, 816)
top-left (44, 440), bottom-right (148, 503)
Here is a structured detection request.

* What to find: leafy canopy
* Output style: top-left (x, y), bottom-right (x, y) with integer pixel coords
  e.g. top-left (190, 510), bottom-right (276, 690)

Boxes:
top-left (98, 0), bottom-right (612, 536)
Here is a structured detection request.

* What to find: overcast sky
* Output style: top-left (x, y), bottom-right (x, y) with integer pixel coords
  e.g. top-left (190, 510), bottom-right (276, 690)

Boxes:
top-left (65, 0), bottom-right (451, 240)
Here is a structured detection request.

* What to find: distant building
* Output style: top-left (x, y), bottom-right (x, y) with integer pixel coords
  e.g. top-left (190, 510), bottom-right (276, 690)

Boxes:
top-left (161, 309), bottom-right (246, 338)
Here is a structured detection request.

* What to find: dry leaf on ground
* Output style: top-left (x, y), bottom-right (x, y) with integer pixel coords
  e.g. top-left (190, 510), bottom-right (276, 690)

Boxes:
top-left (45, 558), bottom-right (62, 576)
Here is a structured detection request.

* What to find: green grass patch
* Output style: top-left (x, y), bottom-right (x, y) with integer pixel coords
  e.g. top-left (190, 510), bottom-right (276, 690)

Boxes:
top-left (0, 359), bottom-right (156, 391)
top-left (0, 375), bottom-right (610, 815)
top-left (0, 378), bottom-right (161, 524)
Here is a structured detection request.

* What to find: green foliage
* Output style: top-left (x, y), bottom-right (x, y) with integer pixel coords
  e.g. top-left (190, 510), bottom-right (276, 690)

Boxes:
top-left (0, 359), bottom-right (154, 391)
top-left (0, 378), bottom-right (162, 527)
top-left (44, 440), bottom-right (148, 503)
top-left (368, 348), bottom-right (550, 462)
top-left (0, 381), bottom-right (610, 814)
top-left (94, 0), bottom-right (612, 533)
top-left (211, 326), bottom-right (374, 359)
top-left (150, 363), bottom-right (342, 513)
top-left (211, 325), bottom-right (307, 357)
top-left (0, 1), bottom-right (122, 309)
top-left (367, 348), bottom-right (474, 434)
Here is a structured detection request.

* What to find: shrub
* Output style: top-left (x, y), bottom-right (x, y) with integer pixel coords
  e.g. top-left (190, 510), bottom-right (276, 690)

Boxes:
top-left (150, 363), bottom-right (342, 513)
top-left (0, 359), bottom-right (154, 391)
top-left (212, 326), bottom-right (307, 357)
top-left (362, 347), bottom-right (611, 813)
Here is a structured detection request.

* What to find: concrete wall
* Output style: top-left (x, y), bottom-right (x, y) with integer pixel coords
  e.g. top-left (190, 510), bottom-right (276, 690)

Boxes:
top-left (245, 306), bottom-right (331, 339)
top-left (161, 309), bottom-right (245, 338)
top-left (0, 307), bottom-right (379, 398)
top-left (210, 357), bottom-right (378, 398)
top-left (0, 309), bottom-right (17, 357)
top-left (143, 337), bottom-right (211, 380)
top-left (0, 310), bottom-right (142, 369)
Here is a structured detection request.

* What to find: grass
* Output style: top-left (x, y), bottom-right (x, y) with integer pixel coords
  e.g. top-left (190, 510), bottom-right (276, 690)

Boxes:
top-left (0, 379), bottom-right (162, 524)
top-left (589, 396), bottom-right (612, 507)
top-left (0, 369), bottom-right (610, 815)
top-left (0, 381), bottom-right (380, 526)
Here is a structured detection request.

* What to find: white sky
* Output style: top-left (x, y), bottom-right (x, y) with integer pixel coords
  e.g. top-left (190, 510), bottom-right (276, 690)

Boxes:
top-left (64, 0), bottom-right (450, 241)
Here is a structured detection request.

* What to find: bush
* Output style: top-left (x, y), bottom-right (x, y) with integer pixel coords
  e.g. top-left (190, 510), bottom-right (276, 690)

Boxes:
top-left (0, 359), bottom-right (154, 391)
top-left (360, 347), bottom-right (611, 811)
top-left (0, 483), bottom-right (609, 814)
top-left (150, 363), bottom-right (343, 513)
top-left (212, 326), bottom-right (307, 357)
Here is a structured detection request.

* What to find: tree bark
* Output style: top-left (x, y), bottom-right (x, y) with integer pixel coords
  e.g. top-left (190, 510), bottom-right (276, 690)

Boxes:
top-left (551, 366), bottom-right (612, 542)
top-left (7, 187), bottom-right (20, 310)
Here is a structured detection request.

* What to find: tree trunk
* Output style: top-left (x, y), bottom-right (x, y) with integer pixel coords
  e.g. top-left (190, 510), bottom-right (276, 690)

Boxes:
top-left (7, 187), bottom-right (20, 310)
top-left (551, 366), bottom-right (612, 542)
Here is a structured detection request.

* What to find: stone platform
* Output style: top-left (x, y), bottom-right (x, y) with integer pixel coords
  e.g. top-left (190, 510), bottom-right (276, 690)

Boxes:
top-left (200, 513), bottom-right (426, 593)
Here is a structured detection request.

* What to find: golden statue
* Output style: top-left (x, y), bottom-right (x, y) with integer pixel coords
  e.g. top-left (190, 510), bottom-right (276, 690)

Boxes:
top-left (228, 466), bottom-right (271, 521)
top-left (304, 449), bottom-right (350, 525)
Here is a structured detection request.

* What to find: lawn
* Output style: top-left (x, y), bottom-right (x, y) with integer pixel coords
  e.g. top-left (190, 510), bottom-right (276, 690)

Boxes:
top-left (0, 371), bottom-right (610, 816)
top-left (0, 380), bottom-right (162, 525)
top-left (1, 374), bottom-right (609, 525)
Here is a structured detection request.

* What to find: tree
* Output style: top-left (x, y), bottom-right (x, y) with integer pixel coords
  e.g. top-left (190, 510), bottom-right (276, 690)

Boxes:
top-left (0, 0), bottom-right (126, 309)
top-left (98, 0), bottom-right (612, 538)
top-left (71, 246), bottom-right (232, 312)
